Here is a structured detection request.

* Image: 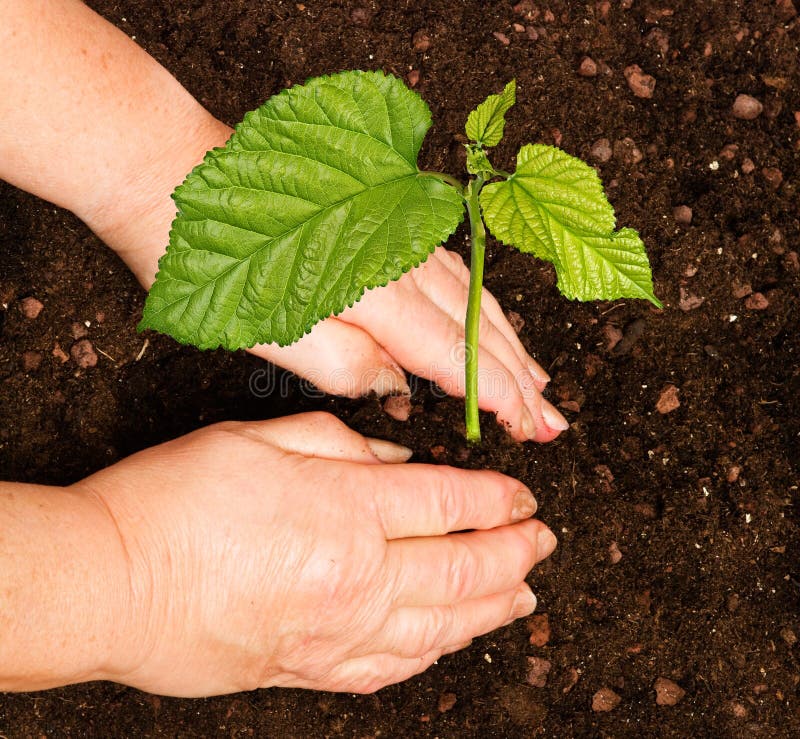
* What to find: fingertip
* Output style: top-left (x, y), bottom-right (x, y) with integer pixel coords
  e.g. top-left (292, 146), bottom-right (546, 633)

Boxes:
top-left (537, 526), bottom-right (558, 559)
top-left (510, 488), bottom-right (537, 521)
top-left (365, 438), bottom-right (414, 464)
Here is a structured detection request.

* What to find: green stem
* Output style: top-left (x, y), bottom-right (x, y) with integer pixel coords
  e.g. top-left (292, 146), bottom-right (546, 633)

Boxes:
top-left (464, 175), bottom-right (486, 443)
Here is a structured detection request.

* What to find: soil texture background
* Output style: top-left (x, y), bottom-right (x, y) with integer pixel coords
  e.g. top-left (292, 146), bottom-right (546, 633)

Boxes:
top-left (1, 0), bottom-right (800, 736)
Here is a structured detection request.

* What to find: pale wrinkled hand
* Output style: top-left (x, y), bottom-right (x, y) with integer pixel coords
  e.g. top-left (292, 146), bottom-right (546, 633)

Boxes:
top-left (78, 412), bottom-right (557, 697)
top-left (248, 247), bottom-right (569, 443)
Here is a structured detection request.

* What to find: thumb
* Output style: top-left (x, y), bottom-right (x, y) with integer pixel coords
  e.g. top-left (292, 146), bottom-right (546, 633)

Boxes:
top-left (237, 412), bottom-right (413, 464)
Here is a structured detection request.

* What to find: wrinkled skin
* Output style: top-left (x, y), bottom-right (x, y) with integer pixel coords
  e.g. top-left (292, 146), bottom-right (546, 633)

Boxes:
top-left (76, 413), bottom-right (556, 697)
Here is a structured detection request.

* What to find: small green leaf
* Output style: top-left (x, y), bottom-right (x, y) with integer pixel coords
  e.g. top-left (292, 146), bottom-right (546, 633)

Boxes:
top-left (140, 71), bottom-right (465, 349)
top-left (465, 145), bottom-right (496, 176)
top-left (481, 144), bottom-right (660, 306)
top-left (465, 79), bottom-right (516, 148)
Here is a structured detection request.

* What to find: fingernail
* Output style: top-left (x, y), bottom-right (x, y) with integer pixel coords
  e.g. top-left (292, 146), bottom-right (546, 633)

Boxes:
top-left (520, 406), bottom-right (537, 439)
top-left (528, 362), bottom-right (550, 385)
top-left (368, 367), bottom-right (410, 398)
top-left (541, 401), bottom-right (570, 431)
top-left (366, 438), bottom-right (413, 464)
top-left (537, 528), bottom-right (558, 558)
top-left (511, 488), bottom-right (537, 520)
top-left (510, 585), bottom-right (537, 620)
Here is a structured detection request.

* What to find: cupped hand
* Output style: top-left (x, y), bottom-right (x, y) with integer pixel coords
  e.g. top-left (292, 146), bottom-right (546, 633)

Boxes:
top-left (248, 247), bottom-right (569, 443)
top-left (77, 412), bottom-right (556, 697)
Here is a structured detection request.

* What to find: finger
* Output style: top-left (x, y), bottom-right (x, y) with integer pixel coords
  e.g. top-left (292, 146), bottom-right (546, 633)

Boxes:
top-left (248, 316), bottom-right (409, 398)
top-left (388, 520), bottom-right (556, 607)
top-left (341, 278), bottom-right (556, 442)
top-left (234, 412), bottom-right (412, 464)
top-left (433, 248), bottom-right (551, 389)
top-left (367, 462), bottom-right (537, 538)
top-left (371, 583), bottom-right (539, 659)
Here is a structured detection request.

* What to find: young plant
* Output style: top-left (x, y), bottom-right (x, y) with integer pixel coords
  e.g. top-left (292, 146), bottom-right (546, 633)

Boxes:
top-left (140, 71), bottom-right (661, 442)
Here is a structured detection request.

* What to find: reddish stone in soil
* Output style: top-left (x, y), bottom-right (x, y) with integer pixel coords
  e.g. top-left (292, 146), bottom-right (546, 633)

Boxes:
top-left (383, 394), bottom-right (411, 421)
top-left (526, 656), bottom-right (552, 687)
top-left (656, 385), bottom-right (680, 414)
top-left (22, 351), bottom-right (43, 371)
top-left (784, 251), bottom-right (799, 273)
top-left (654, 677), bottom-right (686, 706)
top-left (437, 692), bottom-right (457, 713)
top-left (762, 167), bottom-right (783, 189)
top-left (613, 137), bottom-right (643, 165)
top-left (719, 143), bottom-right (739, 160)
top-left (493, 31), bottom-right (510, 45)
top-left (732, 94), bottom-right (763, 119)
top-left (411, 29), bottom-right (431, 52)
top-left (590, 138), bottom-right (613, 163)
top-left (70, 339), bottom-right (98, 368)
top-left (741, 158), bottom-right (755, 174)
top-left (679, 287), bottom-right (705, 311)
top-left (592, 687), bottom-right (621, 712)
top-left (673, 205), bottom-right (693, 225)
top-left (559, 400), bottom-right (581, 413)
top-left (407, 69), bottom-right (420, 87)
top-left (644, 28), bottom-right (669, 55)
top-left (526, 613), bottom-right (551, 646)
top-left (429, 444), bottom-right (447, 461)
top-left (20, 297), bottom-right (44, 319)
top-left (624, 65), bottom-right (656, 98)
top-left (578, 56), bottom-right (597, 76)
top-left (608, 541), bottom-right (623, 564)
top-left (727, 465), bottom-right (742, 483)
top-left (730, 701), bottom-right (748, 719)
top-left (744, 292), bottom-right (769, 310)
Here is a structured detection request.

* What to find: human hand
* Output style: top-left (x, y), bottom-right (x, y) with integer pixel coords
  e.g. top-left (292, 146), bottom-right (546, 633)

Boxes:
top-left (248, 247), bottom-right (569, 443)
top-left (77, 412), bottom-right (556, 696)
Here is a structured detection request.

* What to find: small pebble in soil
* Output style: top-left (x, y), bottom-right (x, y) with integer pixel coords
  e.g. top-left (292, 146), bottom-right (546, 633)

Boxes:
top-left (525, 656), bottom-right (551, 687)
top-left (22, 350), bottom-right (43, 372)
top-left (20, 297), bottom-right (44, 319)
top-left (624, 65), bottom-right (656, 98)
top-left (437, 692), bottom-right (457, 713)
top-left (654, 677), bottom-right (686, 706)
top-left (592, 687), bottom-right (621, 712)
top-left (744, 292), bottom-right (769, 310)
top-left (512, 22), bottom-right (525, 33)
top-left (407, 69), bottom-right (420, 87)
top-left (526, 613), bottom-right (551, 646)
top-left (493, 31), bottom-right (510, 45)
top-left (429, 445), bottom-right (447, 461)
top-left (762, 167), bottom-right (783, 189)
top-left (727, 465), bottom-right (742, 483)
top-left (673, 205), bottom-right (692, 226)
top-left (741, 158), bottom-right (755, 174)
top-left (732, 94), bottom-right (763, 120)
top-left (685, 264), bottom-right (698, 277)
top-left (383, 394), bottom-right (411, 421)
top-left (562, 667), bottom-right (580, 694)
top-left (730, 701), bottom-right (748, 719)
top-left (727, 593), bottom-right (740, 612)
top-left (719, 143), bottom-right (739, 160)
top-left (608, 541), bottom-right (623, 564)
top-left (679, 287), bottom-right (705, 311)
top-left (784, 251), bottom-right (799, 273)
top-left (656, 385), bottom-right (680, 414)
top-left (780, 627), bottom-right (797, 646)
top-left (411, 29), bottom-right (431, 52)
top-left (578, 56), bottom-right (598, 76)
top-left (590, 138), bottom-right (613, 163)
top-left (645, 28), bottom-right (669, 55)
top-left (613, 137), bottom-right (643, 165)
top-left (70, 339), bottom-right (98, 368)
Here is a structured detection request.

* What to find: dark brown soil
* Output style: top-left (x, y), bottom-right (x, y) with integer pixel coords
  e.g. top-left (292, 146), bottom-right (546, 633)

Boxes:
top-left (2, 0), bottom-right (799, 736)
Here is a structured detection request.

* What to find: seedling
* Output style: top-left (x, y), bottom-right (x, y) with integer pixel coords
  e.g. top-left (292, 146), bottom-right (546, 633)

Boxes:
top-left (140, 71), bottom-right (660, 442)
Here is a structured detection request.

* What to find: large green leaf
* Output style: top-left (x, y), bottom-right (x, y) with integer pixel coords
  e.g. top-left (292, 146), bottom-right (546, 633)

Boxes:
top-left (465, 79), bottom-right (516, 148)
top-left (481, 144), bottom-right (661, 306)
top-left (139, 71), bottom-right (465, 349)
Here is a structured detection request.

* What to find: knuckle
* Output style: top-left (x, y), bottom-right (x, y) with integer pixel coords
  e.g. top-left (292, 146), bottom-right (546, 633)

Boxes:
top-left (435, 473), bottom-right (466, 531)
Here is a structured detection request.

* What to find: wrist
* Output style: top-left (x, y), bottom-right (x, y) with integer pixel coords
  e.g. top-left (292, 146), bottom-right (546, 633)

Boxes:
top-left (82, 110), bottom-right (233, 289)
top-left (0, 482), bottom-right (134, 691)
